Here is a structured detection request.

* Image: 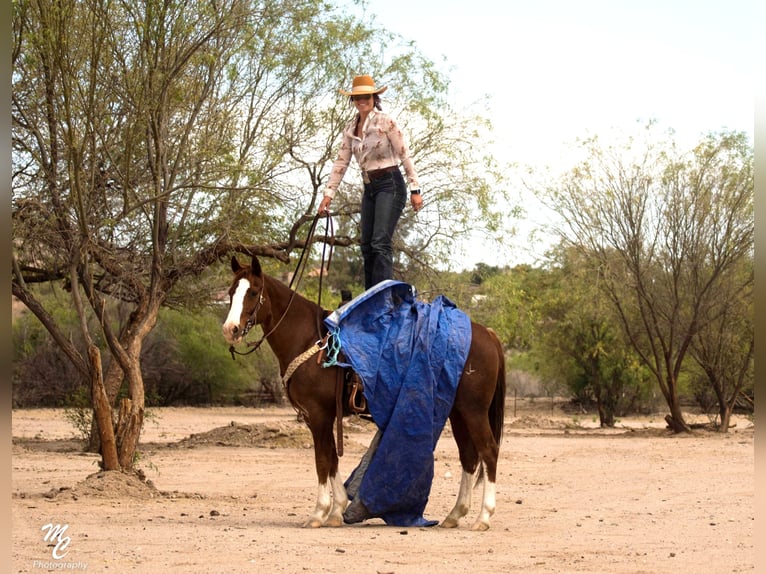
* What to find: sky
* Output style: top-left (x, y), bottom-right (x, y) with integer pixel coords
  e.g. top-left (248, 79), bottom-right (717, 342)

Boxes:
top-left (353, 0), bottom-right (756, 269)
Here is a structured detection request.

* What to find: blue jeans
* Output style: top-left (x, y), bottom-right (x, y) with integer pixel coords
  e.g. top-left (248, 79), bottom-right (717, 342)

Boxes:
top-left (360, 169), bottom-right (407, 289)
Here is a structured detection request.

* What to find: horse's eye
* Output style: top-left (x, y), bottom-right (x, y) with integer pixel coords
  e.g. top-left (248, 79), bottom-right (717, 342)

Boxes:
top-left (248, 289), bottom-right (258, 297)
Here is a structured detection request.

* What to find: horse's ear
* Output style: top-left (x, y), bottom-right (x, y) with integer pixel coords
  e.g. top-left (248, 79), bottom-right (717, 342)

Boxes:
top-left (231, 255), bottom-right (242, 273)
top-left (251, 256), bottom-right (262, 276)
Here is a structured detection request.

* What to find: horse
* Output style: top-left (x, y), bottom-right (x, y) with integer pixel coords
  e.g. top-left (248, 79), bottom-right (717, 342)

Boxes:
top-left (221, 255), bottom-right (506, 530)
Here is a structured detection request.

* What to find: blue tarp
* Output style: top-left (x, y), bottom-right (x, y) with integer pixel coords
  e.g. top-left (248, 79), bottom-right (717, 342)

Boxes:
top-left (323, 280), bottom-right (472, 526)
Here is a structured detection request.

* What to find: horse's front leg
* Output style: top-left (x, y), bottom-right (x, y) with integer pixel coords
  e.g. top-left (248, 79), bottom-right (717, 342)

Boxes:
top-left (306, 474), bottom-right (347, 528)
top-left (305, 417), bottom-right (348, 528)
top-left (327, 473), bottom-right (350, 527)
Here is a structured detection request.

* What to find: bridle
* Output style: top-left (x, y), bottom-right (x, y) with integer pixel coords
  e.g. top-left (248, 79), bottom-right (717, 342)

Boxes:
top-left (238, 285), bottom-right (265, 340)
top-left (228, 212), bottom-right (334, 360)
top-left (228, 281), bottom-right (266, 359)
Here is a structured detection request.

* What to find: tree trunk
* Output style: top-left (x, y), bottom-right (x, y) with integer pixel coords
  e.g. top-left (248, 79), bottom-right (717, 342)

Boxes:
top-left (115, 356), bottom-right (147, 469)
top-left (664, 388), bottom-right (691, 432)
top-left (718, 405), bottom-right (733, 433)
top-left (664, 409), bottom-right (691, 433)
top-left (87, 363), bottom-right (125, 453)
top-left (597, 385), bottom-right (617, 428)
top-left (592, 369), bottom-right (615, 428)
top-left (598, 403), bottom-right (615, 428)
top-left (89, 306), bottom-right (154, 467)
top-left (88, 345), bottom-right (120, 470)
top-left (659, 375), bottom-right (691, 432)
top-left (115, 398), bottom-right (144, 469)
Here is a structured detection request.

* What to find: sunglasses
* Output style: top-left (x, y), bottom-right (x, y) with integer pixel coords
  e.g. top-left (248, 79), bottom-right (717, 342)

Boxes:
top-left (351, 94), bottom-right (373, 102)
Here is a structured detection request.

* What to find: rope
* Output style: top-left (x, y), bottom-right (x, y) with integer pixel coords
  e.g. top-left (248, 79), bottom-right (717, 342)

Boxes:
top-left (281, 342), bottom-right (323, 387)
top-left (322, 329), bottom-right (343, 367)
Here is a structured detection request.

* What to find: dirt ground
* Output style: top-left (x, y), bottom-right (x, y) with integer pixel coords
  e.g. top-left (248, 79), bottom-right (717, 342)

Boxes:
top-left (11, 399), bottom-right (754, 573)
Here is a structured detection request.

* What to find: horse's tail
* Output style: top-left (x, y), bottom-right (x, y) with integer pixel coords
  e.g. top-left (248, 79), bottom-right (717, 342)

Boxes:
top-left (487, 328), bottom-right (506, 447)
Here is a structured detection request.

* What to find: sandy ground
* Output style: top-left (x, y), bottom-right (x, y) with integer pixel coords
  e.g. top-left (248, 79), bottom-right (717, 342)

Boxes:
top-left (11, 400), bottom-right (754, 573)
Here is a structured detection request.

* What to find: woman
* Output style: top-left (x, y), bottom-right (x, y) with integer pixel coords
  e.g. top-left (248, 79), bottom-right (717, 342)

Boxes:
top-left (318, 75), bottom-right (423, 290)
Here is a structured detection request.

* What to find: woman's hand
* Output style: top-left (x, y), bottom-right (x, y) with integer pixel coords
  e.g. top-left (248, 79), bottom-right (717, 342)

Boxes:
top-left (318, 196), bottom-right (332, 214)
top-left (410, 192), bottom-right (423, 212)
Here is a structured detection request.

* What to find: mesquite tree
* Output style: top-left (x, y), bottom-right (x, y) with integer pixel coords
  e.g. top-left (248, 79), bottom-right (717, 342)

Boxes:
top-left (12, 0), bottom-right (510, 469)
top-left (11, 0), bottom-right (380, 469)
top-left (537, 127), bottom-right (753, 432)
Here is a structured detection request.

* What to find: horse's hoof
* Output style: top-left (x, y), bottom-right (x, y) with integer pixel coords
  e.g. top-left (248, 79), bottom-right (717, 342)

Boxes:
top-left (440, 517), bottom-right (459, 528)
top-left (325, 514), bottom-right (344, 527)
top-left (470, 521), bottom-right (490, 532)
top-left (304, 518), bottom-right (324, 528)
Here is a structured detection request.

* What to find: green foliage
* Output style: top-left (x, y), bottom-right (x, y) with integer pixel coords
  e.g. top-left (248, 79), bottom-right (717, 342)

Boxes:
top-left (13, 285), bottom-right (282, 407)
top-left (535, 247), bottom-right (656, 423)
top-left (457, 248), bottom-right (661, 419)
top-left (63, 385), bottom-right (93, 443)
top-left (12, 287), bottom-right (88, 407)
top-left (471, 265), bottom-right (545, 350)
top-left (147, 307), bottom-right (281, 405)
top-left (470, 263), bottom-right (503, 286)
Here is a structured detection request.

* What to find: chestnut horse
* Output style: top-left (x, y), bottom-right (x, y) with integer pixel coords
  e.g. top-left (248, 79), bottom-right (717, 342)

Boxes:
top-left (221, 255), bottom-right (506, 530)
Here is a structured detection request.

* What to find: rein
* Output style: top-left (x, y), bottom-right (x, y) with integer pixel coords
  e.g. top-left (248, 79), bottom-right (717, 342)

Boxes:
top-left (229, 212), bottom-right (334, 360)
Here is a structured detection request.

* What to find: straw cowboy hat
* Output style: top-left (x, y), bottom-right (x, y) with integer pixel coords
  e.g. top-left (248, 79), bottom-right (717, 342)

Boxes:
top-left (339, 75), bottom-right (388, 96)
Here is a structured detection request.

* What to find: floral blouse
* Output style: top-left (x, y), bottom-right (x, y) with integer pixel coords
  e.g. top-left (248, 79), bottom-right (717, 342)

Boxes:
top-left (323, 110), bottom-right (420, 198)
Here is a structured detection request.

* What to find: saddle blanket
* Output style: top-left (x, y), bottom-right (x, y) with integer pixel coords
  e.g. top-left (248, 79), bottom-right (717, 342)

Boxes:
top-left (324, 280), bottom-right (472, 526)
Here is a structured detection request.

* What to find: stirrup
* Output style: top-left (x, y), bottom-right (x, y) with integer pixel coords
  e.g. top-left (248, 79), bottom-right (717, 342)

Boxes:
top-left (348, 377), bottom-right (367, 414)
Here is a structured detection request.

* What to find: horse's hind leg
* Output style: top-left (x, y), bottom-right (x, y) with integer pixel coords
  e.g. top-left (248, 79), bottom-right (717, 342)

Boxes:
top-left (470, 465), bottom-right (496, 531)
top-left (468, 423), bottom-right (499, 531)
top-left (442, 468), bottom-right (475, 528)
top-left (441, 411), bottom-right (478, 528)
top-left (444, 409), bottom-right (499, 531)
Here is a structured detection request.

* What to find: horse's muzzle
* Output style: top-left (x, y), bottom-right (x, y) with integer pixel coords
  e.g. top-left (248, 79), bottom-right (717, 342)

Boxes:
top-left (221, 321), bottom-right (243, 345)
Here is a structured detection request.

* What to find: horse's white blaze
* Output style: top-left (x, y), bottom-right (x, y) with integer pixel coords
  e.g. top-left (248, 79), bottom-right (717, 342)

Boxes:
top-left (222, 277), bottom-right (250, 342)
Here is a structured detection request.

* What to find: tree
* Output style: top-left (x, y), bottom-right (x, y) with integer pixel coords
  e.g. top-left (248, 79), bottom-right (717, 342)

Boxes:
top-left (12, 0), bottom-right (511, 470)
top-left (688, 259), bottom-right (753, 431)
top-left (536, 247), bottom-right (652, 427)
top-left (536, 126), bottom-right (753, 432)
top-left (11, 0), bottom-right (367, 469)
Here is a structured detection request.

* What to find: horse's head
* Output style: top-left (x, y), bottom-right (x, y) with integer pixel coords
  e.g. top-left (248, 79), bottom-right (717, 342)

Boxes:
top-left (222, 255), bottom-right (268, 345)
